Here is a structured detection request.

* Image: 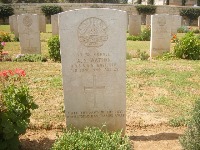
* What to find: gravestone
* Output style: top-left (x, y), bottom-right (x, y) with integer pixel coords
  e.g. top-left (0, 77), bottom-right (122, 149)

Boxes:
top-left (51, 14), bottom-right (59, 35)
top-left (39, 15), bottom-right (46, 33)
top-left (171, 15), bottom-right (182, 35)
top-left (129, 15), bottom-right (141, 36)
top-left (11, 15), bottom-right (19, 38)
top-left (198, 16), bottom-right (200, 29)
top-left (146, 15), bottom-right (151, 27)
top-left (18, 14), bottom-right (41, 54)
top-left (9, 15), bottom-right (14, 32)
top-left (150, 14), bottom-right (171, 57)
top-left (59, 8), bottom-right (127, 132)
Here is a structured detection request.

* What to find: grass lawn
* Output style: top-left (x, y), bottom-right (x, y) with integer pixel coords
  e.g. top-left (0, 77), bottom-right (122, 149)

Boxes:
top-left (1, 24), bottom-right (200, 129)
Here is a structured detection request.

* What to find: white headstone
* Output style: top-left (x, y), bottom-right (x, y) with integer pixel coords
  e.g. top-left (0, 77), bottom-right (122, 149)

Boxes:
top-left (18, 14), bottom-right (41, 54)
top-left (59, 8), bottom-right (127, 132)
top-left (9, 15), bottom-right (14, 32)
top-left (171, 15), bottom-right (182, 35)
top-left (150, 14), bottom-right (171, 57)
top-left (51, 14), bottom-right (59, 35)
top-left (12, 15), bottom-right (19, 38)
top-left (128, 15), bottom-right (141, 36)
top-left (198, 16), bottom-right (200, 29)
top-left (146, 15), bottom-right (151, 27)
top-left (39, 15), bottom-right (46, 33)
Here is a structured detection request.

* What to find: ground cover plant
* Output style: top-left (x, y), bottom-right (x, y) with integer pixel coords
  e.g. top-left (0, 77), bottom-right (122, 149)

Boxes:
top-left (1, 25), bottom-right (200, 149)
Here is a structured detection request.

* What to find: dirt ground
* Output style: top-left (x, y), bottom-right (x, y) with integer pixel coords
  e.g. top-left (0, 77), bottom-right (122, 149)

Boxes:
top-left (20, 110), bottom-right (186, 150)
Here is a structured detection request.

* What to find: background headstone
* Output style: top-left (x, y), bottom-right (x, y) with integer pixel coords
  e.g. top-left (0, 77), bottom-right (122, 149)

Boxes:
top-left (18, 14), bottom-right (41, 54)
top-left (198, 16), bottom-right (200, 29)
top-left (59, 8), bottom-right (127, 132)
top-left (39, 15), bottom-right (46, 33)
top-left (171, 15), bottom-right (182, 35)
top-left (51, 14), bottom-right (59, 35)
top-left (129, 15), bottom-right (141, 36)
top-left (146, 15), bottom-right (151, 27)
top-left (12, 15), bottom-right (19, 38)
top-left (9, 15), bottom-right (14, 32)
top-left (150, 14), bottom-right (171, 57)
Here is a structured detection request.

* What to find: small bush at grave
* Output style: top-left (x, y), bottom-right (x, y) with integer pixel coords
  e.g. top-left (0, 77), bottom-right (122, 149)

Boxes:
top-left (177, 26), bottom-right (189, 33)
top-left (47, 35), bottom-right (61, 62)
top-left (13, 54), bottom-right (48, 62)
top-left (41, 5), bottom-right (62, 16)
top-left (127, 27), bottom-right (151, 41)
top-left (0, 32), bottom-right (12, 42)
top-left (155, 52), bottom-right (178, 61)
top-left (0, 5), bottom-right (14, 20)
top-left (135, 5), bottom-right (156, 15)
top-left (51, 126), bottom-right (132, 150)
top-left (136, 49), bottom-right (149, 60)
top-left (174, 32), bottom-right (200, 60)
top-left (179, 99), bottom-right (200, 150)
top-left (180, 8), bottom-right (200, 21)
top-left (0, 69), bottom-right (38, 150)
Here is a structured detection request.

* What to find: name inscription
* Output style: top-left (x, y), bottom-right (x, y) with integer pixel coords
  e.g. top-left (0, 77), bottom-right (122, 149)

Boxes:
top-left (71, 52), bottom-right (119, 72)
top-left (66, 110), bottom-right (125, 119)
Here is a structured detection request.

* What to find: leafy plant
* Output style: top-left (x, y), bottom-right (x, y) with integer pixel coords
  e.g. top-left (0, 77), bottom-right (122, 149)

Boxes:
top-left (41, 5), bottom-right (62, 16)
top-left (135, 5), bottom-right (156, 15)
top-left (179, 99), bottom-right (200, 150)
top-left (127, 27), bottom-right (151, 41)
top-left (13, 54), bottom-right (48, 62)
top-left (51, 126), bottom-right (132, 150)
top-left (180, 8), bottom-right (200, 21)
top-left (177, 26), bottom-right (189, 33)
top-left (155, 52), bottom-right (178, 61)
top-left (47, 35), bottom-right (61, 62)
top-left (137, 50), bottom-right (149, 60)
top-left (174, 32), bottom-right (200, 60)
top-left (0, 5), bottom-right (14, 20)
top-left (0, 69), bottom-right (38, 150)
top-left (0, 32), bottom-right (12, 42)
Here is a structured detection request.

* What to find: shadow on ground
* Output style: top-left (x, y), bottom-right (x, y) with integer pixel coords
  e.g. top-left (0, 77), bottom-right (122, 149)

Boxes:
top-left (20, 138), bottom-right (55, 150)
top-left (130, 133), bottom-right (182, 141)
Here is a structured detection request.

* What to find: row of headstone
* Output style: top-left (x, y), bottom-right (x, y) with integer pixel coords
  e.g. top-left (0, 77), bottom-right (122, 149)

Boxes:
top-left (128, 14), bottom-right (182, 36)
top-left (9, 14), bottom-right (44, 54)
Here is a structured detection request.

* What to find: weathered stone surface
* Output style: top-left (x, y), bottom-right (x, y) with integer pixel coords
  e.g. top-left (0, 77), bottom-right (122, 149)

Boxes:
top-left (39, 15), bottom-right (46, 33)
top-left (51, 14), bottom-right (59, 35)
top-left (59, 8), bottom-right (127, 132)
top-left (129, 15), bottom-right (141, 36)
top-left (12, 15), bottom-right (19, 38)
top-left (146, 15), bottom-right (151, 27)
top-left (18, 14), bottom-right (41, 54)
top-left (171, 15), bottom-right (182, 35)
top-left (9, 15), bottom-right (14, 32)
top-left (150, 14), bottom-right (171, 57)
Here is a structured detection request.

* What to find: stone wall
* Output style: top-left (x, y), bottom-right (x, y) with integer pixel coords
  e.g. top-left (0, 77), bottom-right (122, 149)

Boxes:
top-left (0, 3), bottom-right (198, 25)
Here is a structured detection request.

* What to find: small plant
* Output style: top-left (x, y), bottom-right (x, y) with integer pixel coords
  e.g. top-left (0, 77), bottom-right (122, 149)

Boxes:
top-left (0, 69), bottom-right (38, 150)
top-left (126, 52), bottom-right (134, 60)
top-left (169, 116), bottom-right (187, 127)
top-left (41, 5), bottom-right (62, 16)
top-left (156, 52), bottom-right (178, 61)
top-left (51, 126), bottom-right (132, 150)
top-left (0, 32), bottom-right (12, 42)
top-left (47, 35), bottom-right (61, 62)
top-left (177, 26), bottom-right (189, 33)
top-left (171, 34), bottom-right (179, 43)
top-left (127, 27), bottom-right (151, 41)
top-left (13, 54), bottom-right (48, 62)
top-left (0, 5), bottom-right (14, 21)
top-left (137, 49), bottom-right (149, 60)
top-left (179, 99), bottom-right (200, 150)
top-left (174, 32), bottom-right (200, 60)
top-left (135, 5), bottom-right (156, 15)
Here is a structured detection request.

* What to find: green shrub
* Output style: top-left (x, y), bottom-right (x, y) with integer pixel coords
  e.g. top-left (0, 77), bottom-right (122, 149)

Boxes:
top-left (0, 84), bottom-right (37, 150)
top-left (137, 49), bottom-right (149, 60)
top-left (135, 5), bottom-right (156, 15)
top-left (0, 32), bottom-right (12, 42)
top-left (177, 26), bottom-right (189, 33)
top-left (179, 99), bottom-right (200, 150)
top-left (41, 5), bottom-right (62, 16)
top-left (47, 35), bottom-right (61, 62)
top-left (174, 32), bottom-right (200, 60)
top-left (127, 27), bottom-right (151, 41)
top-left (180, 8), bottom-right (200, 21)
top-left (51, 126), bottom-right (132, 150)
top-left (13, 54), bottom-right (48, 62)
top-left (155, 52), bottom-right (178, 61)
top-left (0, 5), bottom-right (14, 20)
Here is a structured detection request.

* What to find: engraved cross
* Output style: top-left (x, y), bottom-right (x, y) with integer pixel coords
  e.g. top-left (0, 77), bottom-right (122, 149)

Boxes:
top-left (84, 75), bottom-right (105, 107)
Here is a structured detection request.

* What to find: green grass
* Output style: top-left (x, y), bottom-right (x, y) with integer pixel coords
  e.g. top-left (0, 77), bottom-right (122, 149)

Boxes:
top-left (1, 25), bottom-right (200, 128)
